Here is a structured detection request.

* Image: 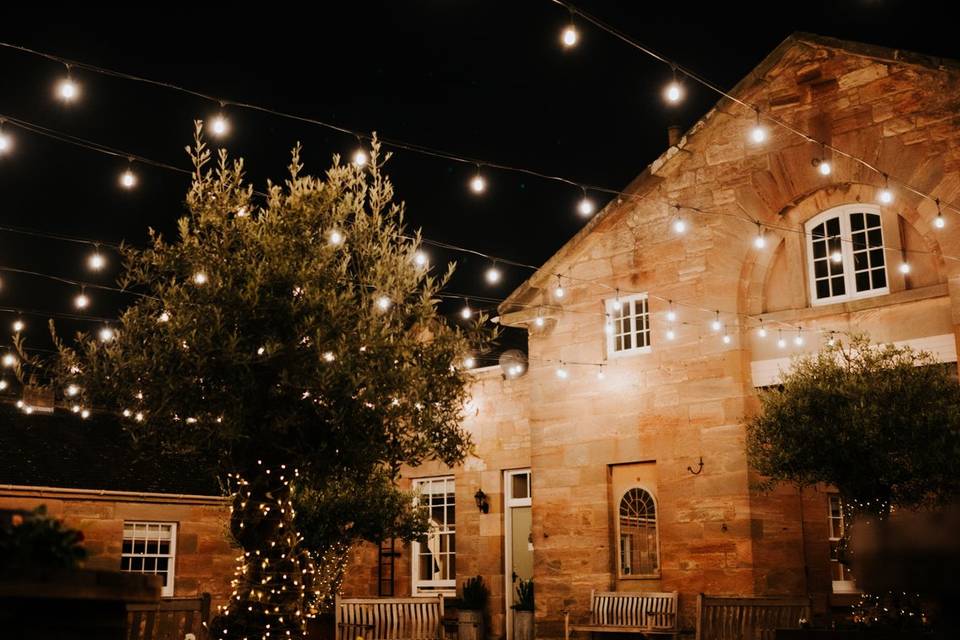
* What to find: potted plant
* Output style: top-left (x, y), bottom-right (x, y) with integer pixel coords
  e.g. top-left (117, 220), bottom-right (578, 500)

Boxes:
top-left (457, 575), bottom-right (488, 640)
top-left (512, 580), bottom-right (534, 640)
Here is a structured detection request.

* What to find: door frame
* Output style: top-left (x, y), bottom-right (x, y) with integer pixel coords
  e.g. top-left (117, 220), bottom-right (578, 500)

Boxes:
top-left (503, 468), bottom-right (532, 640)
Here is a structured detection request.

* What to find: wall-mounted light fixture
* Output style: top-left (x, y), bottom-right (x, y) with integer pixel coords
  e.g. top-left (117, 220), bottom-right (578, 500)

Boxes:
top-left (474, 489), bottom-right (489, 514)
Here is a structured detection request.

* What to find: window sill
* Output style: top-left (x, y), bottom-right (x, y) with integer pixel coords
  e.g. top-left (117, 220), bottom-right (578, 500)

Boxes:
top-left (607, 346), bottom-right (652, 360)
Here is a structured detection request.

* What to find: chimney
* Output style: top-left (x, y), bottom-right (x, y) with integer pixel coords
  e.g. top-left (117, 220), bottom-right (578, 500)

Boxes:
top-left (667, 125), bottom-right (682, 147)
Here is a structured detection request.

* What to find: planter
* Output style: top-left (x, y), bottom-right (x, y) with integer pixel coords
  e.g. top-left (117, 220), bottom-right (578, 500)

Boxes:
top-left (513, 610), bottom-right (534, 640)
top-left (457, 608), bottom-right (485, 640)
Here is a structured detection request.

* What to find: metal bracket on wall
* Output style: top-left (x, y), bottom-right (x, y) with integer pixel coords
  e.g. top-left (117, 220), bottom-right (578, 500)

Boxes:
top-left (686, 456), bottom-right (704, 476)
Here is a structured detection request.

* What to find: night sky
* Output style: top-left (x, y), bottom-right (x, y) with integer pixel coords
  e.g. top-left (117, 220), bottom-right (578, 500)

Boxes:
top-left (0, 0), bottom-right (953, 356)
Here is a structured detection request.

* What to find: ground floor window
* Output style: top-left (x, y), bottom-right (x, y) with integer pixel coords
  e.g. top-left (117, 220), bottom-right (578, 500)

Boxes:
top-left (617, 487), bottom-right (659, 577)
top-left (828, 494), bottom-right (857, 593)
top-left (411, 476), bottom-right (455, 595)
top-left (121, 521), bottom-right (177, 597)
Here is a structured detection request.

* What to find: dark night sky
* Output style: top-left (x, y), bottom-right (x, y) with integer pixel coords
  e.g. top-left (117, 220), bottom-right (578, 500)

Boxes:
top-left (0, 0), bottom-right (953, 354)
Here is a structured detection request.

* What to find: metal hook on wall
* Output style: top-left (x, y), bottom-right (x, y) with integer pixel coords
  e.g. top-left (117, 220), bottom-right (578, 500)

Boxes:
top-left (687, 456), bottom-right (704, 476)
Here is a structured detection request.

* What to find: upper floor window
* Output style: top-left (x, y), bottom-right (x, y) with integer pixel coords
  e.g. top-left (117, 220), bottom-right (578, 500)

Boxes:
top-left (805, 205), bottom-right (888, 305)
top-left (828, 494), bottom-right (857, 593)
top-left (122, 521), bottom-right (177, 597)
top-left (606, 293), bottom-right (650, 356)
top-left (617, 487), bottom-right (659, 577)
top-left (411, 476), bottom-right (456, 595)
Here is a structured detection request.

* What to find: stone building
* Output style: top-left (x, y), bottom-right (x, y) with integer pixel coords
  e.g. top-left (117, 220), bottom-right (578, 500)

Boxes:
top-left (341, 33), bottom-right (960, 639)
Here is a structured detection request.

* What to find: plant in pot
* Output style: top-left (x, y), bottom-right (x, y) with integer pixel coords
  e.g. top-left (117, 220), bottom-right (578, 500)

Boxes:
top-left (457, 575), bottom-right (488, 640)
top-left (512, 580), bottom-right (534, 640)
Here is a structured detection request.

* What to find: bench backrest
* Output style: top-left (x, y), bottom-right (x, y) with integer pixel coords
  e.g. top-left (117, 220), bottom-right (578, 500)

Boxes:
top-left (590, 590), bottom-right (678, 630)
top-left (335, 595), bottom-right (444, 640)
top-left (126, 594), bottom-right (211, 640)
top-left (695, 595), bottom-right (811, 640)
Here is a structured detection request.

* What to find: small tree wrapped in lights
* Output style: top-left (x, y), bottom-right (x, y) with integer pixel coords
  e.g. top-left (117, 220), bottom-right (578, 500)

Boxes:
top-left (747, 333), bottom-right (960, 628)
top-left (29, 124), bottom-right (491, 639)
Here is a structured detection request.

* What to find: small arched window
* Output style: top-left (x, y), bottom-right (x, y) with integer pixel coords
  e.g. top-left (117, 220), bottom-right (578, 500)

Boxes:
top-left (617, 487), bottom-right (659, 577)
top-left (805, 204), bottom-right (889, 305)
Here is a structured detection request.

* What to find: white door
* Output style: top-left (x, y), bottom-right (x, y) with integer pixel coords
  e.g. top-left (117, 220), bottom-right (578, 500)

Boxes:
top-left (504, 469), bottom-right (532, 640)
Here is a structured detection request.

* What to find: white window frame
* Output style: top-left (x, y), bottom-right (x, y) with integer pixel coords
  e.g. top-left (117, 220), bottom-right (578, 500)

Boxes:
top-left (411, 476), bottom-right (456, 596)
top-left (605, 293), bottom-right (652, 358)
top-left (805, 204), bottom-right (889, 306)
top-left (504, 469), bottom-right (532, 640)
top-left (615, 486), bottom-right (660, 579)
top-left (121, 521), bottom-right (177, 597)
top-left (827, 494), bottom-right (857, 594)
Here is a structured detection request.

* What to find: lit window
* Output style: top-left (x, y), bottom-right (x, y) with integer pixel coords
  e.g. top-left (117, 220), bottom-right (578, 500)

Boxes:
top-left (805, 205), bottom-right (888, 305)
top-left (828, 495), bottom-right (857, 593)
top-left (121, 522), bottom-right (177, 597)
top-left (606, 293), bottom-right (651, 356)
top-left (411, 476), bottom-right (455, 595)
top-left (617, 487), bottom-right (659, 577)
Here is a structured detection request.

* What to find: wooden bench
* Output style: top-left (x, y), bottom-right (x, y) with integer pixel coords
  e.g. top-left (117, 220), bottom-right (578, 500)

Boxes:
top-left (695, 595), bottom-right (811, 640)
top-left (335, 595), bottom-right (445, 640)
top-left (126, 594), bottom-right (211, 640)
top-left (564, 590), bottom-right (678, 640)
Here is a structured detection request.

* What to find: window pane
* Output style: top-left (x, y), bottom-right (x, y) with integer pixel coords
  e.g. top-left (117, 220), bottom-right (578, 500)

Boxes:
top-left (511, 473), bottom-right (530, 500)
top-left (855, 272), bottom-right (870, 291)
top-left (872, 269), bottom-right (887, 289)
top-left (868, 228), bottom-right (882, 247)
top-left (826, 217), bottom-right (841, 236)
top-left (812, 240), bottom-right (826, 259)
top-left (853, 251), bottom-right (867, 270)
top-left (850, 213), bottom-right (864, 231)
top-left (816, 280), bottom-right (830, 299)
top-left (869, 249), bottom-right (884, 268)
top-left (832, 276), bottom-right (846, 295)
top-left (814, 260), bottom-right (828, 278)
top-left (618, 488), bottom-right (658, 576)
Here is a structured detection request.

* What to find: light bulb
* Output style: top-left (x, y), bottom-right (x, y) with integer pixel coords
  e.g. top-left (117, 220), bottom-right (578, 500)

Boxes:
top-left (413, 251), bottom-right (428, 267)
top-left (322, 351), bottom-right (336, 362)
top-left (123, 409), bottom-right (132, 417)
top-left (711, 319), bottom-right (722, 332)
top-left (66, 384), bottom-right (79, 397)
top-left (818, 160), bottom-right (832, 176)
top-left (485, 266), bottom-right (501, 284)
top-left (211, 114), bottom-right (230, 137)
top-left (88, 253), bottom-right (106, 270)
top-left (666, 308), bottom-right (677, 322)
top-left (75, 293), bottom-right (89, 309)
top-left (757, 326), bottom-right (767, 338)
top-left (794, 334), bottom-right (804, 346)
top-left (596, 369), bottom-right (605, 380)
top-left (673, 218), bottom-right (686, 234)
top-left (0, 132), bottom-right (12, 154)
top-left (935, 215), bottom-right (946, 229)
top-left (57, 77), bottom-right (78, 101)
top-left (12, 320), bottom-right (24, 332)
top-left (376, 295), bottom-right (391, 311)
top-left (134, 412), bottom-right (144, 422)
top-left (555, 367), bottom-right (568, 379)
top-left (193, 271), bottom-right (208, 285)
top-left (461, 304), bottom-right (472, 319)
top-left (99, 327), bottom-right (114, 342)
top-left (534, 316), bottom-right (545, 328)
top-left (899, 262), bottom-right (911, 274)
top-left (470, 174), bottom-right (486, 194)
top-left (604, 319), bottom-right (614, 335)
top-left (666, 328), bottom-right (676, 341)
top-left (554, 284), bottom-right (565, 298)
top-left (328, 229), bottom-right (344, 246)
top-left (754, 233), bottom-right (766, 249)
top-left (0, 380), bottom-right (7, 390)
top-left (578, 197), bottom-right (595, 216)
top-left (120, 169), bottom-right (137, 189)
top-left (561, 25), bottom-right (578, 47)
top-left (158, 311), bottom-right (170, 323)
top-left (81, 408), bottom-right (91, 419)
top-left (352, 148), bottom-right (368, 167)
top-left (464, 356), bottom-right (476, 369)
top-left (878, 188), bottom-right (893, 204)
top-left (664, 81), bottom-right (683, 104)
top-left (777, 336), bottom-right (787, 349)
top-left (750, 125), bottom-right (767, 144)
top-left (830, 251), bottom-right (842, 263)
top-left (722, 333), bottom-right (732, 344)
top-left (2, 353), bottom-right (17, 367)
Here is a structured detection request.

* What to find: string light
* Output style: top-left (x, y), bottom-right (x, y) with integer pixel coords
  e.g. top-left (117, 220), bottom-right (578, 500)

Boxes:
top-left (0, 126), bottom-right (11, 154)
top-left (722, 329), bottom-right (732, 344)
top-left (577, 190), bottom-right (595, 216)
top-left (0, 379), bottom-right (7, 390)
top-left (413, 250), bottom-right (428, 267)
top-left (2, 353), bottom-right (17, 367)
top-left (74, 288), bottom-right (89, 309)
top-left (666, 301), bottom-right (677, 323)
top-left (878, 174), bottom-right (893, 204)
top-left (66, 384), bottom-right (80, 397)
top-left (777, 330), bottom-right (786, 349)
top-left (604, 315), bottom-right (614, 335)
top-left (460, 300), bottom-right (472, 319)
top-left (757, 320), bottom-right (767, 338)
top-left (211, 113), bottom-right (230, 137)
top-left (158, 311), bottom-right (170, 323)
top-left (12, 319), bottom-right (24, 332)
top-left (596, 367), bottom-right (605, 380)
top-left (899, 262), bottom-right (911, 274)
top-left (664, 67), bottom-right (684, 104)
top-left (463, 356), bottom-right (476, 369)
top-left (81, 408), bottom-right (91, 419)
top-left (328, 229), bottom-right (344, 246)
top-left (485, 262), bottom-right (501, 284)
top-left (553, 275), bottom-right (565, 299)
top-left (815, 146), bottom-right (832, 176)
top-left (793, 328), bottom-right (804, 346)
top-left (57, 72), bottom-right (79, 102)
top-left (120, 166), bottom-right (137, 189)
top-left (753, 223), bottom-right (766, 249)
top-left (934, 199), bottom-right (946, 229)
top-left (99, 326), bottom-right (115, 342)
top-left (534, 309), bottom-right (545, 328)
top-left (351, 147), bottom-right (368, 167)
top-left (375, 295), bottom-right (391, 311)
top-left (469, 168), bottom-right (486, 194)
top-left (831, 249), bottom-right (843, 263)
top-left (749, 108), bottom-right (766, 144)
top-left (672, 206), bottom-right (687, 234)
top-left (666, 327), bottom-right (676, 341)
top-left (561, 13), bottom-right (578, 48)
top-left (555, 364), bottom-right (568, 379)
top-left (88, 250), bottom-right (106, 270)
top-left (710, 311), bottom-right (721, 332)
top-left (193, 271), bottom-right (208, 285)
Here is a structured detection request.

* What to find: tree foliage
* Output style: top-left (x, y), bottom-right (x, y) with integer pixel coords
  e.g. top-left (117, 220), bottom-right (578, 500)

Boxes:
top-left (747, 334), bottom-right (960, 515)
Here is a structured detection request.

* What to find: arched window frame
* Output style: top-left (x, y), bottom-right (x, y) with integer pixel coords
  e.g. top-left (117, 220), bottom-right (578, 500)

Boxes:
top-left (804, 204), bottom-right (890, 306)
top-left (615, 486), bottom-right (660, 579)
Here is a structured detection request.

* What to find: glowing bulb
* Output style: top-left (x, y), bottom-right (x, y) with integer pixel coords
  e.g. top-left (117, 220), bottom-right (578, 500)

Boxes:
top-left (123, 409), bottom-right (132, 418)
top-left (754, 233), bottom-right (766, 249)
top-left (376, 295), bottom-right (391, 311)
top-left (794, 334), bottom-right (804, 346)
top-left (534, 316), bottom-right (545, 328)
top-left (561, 25), bottom-right (578, 47)
top-left (0, 132), bottom-right (12, 154)
top-left (666, 309), bottom-right (677, 322)
top-left (830, 251), bottom-right (842, 263)
top-left (352, 148), bottom-right (368, 167)
top-left (818, 160), bottom-right (832, 176)
top-left (135, 412), bottom-right (144, 422)
top-left (605, 318), bottom-right (614, 335)
top-left (555, 367), bottom-right (568, 379)
top-left (464, 356), bottom-right (476, 369)
top-left (470, 174), bottom-right (486, 194)
top-left (99, 327), bottom-right (115, 342)
top-left (596, 369), bottom-right (605, 380)
top-left (81, 409), bottom-right (91, 419)
top-left (211, 114), bottom-right (230, 137)
top-left (12, 320), bottom-right (24, 332)
top-left (461, 304), bottom-right (472, 319)
top-left (413, 251), bottom-right (428, 267)
top-left (935, 214), bottom-right (946, 229)
top-left (158, 311), bottom-right (170, 323)
top-left (750, 125), bottom-right (767, 144)
top-left (88, 253), bottom-right (106, 270)
top-left (666, 328), bottom-right (676, 341)
top-left (554, 284), bottom-right (565, 298)
top-left (193, 272), bottom-right (208, 285)
top-left (757, 326), bottom-right (767, 338)
top-left (722, 333), bottom-right (732, 344)
top-left (777, 336), bottom-right (787, 349)
top-left (2, 353), bottom-right (17, 367)
top-left (322, 351), bottom-right (336, 362)
top-left (0, 380), bottom-right (7, 390)
top-left (328, 229), bottom-right (344, 246)
top-left (120, 169), bottom-right (137, 189)
top-left (673, 218), bottom-right (686, 234)
top-left (878, 189), bottom-right (893, 204)
top-left (66, 384), bottom-right (80, 397)
top-left (57, 77), bottom-right (78, 101)
top-left (578, 197), bottom-right (595, 216)
top-left (899, 262), bottom-right (911, 274)
top-left (75, 293), bottom-right (89, 309)
top-left (711, 318), bottom-right (722, 332)
top-left (664, 81), bottom-right (683, 104)
top-left (71, 404), bottom-right (80, 413)
top-left (486, 265), bottom-right (501, 284)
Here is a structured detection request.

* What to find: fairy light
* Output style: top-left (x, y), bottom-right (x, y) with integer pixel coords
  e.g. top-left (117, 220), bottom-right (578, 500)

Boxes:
top-left (158, 311), bottom-right (170, 323)
top-left (57, 73), bottom-right (79, 102)
top-left (777, 330), bottom-right (786, 349)
top-left (211, 113), bottom-right (230, 137)
top-left (749, 108), bottom-right (767, 144)
top-left (934, 199), bottom-right (946, 229)
top-left (878, 174), bottom-right (894, 204)
top-left (2, 353), bottom-right (16, 367)
top-left (66, 384), bottom-right (80, 397)
top-left (376, 295), bottom-right (391, 311)
top-left (413, 250), bottom-right (428, 268)
top-left (0, 128), bottom-right (11, 154)
top-left (120, 167), bottom-right (137, 189)
top-left (794, 328), bottom-right (804, 346)
top-left (757, 320), bottom-right (767, 338)
top-left (666, 301), bottom-right (677, 323)
top-left (555, 364), bottom-right (568, 379)
top-left (0, 380), bottom-right (7, 391)
top-left (553, 275), bottom-right (565, 299)
top-left (831, 249), bottom-right (843, 263)
top-left (81, 408), bottom-right (91, 419)
top-left (664, 67), bottom-right (684, 104)
top-left (722, 330), bottom-right (732, 345)
top-left (485, 262), bottom-right (501, 284)
top-left (463, 356), bottom-right (476, 369)
top-left (753, 223), bottom-right (766, 249)
top-left (460, 301), bottom-right (472, 319)
top-left (193, 271), bottom-right (208, 285)
top-left (899, 262), bottom-right (911, 274)
top-left (578, 190), bottom-right (595, 216)
top-left (469, 168), bottom-right (486, 194)
top-left (666, 327), bottom-right (676, 341)
top-left (328, 229), bottom-right (344, 246)
top-left (12, 319), bottom-right (24, 332)
top-left (88, 251), bottom-right (106, 270)
top-left (561, 15), bottom-right (578, 48)
top-left (99, 326), bottom-right (115, 342)
top-left (75, 289), bottom-right (90, 309)
top-left (710, 311), bottom-right (721, 332)
top-left (352, 147), bottom-right (368, 167)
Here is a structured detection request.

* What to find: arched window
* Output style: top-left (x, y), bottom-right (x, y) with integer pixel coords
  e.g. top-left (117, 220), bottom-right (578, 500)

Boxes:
top-left (617, 487), bottom-right (659, 577)
top-left (805, 204), bottom-right (889, 305)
